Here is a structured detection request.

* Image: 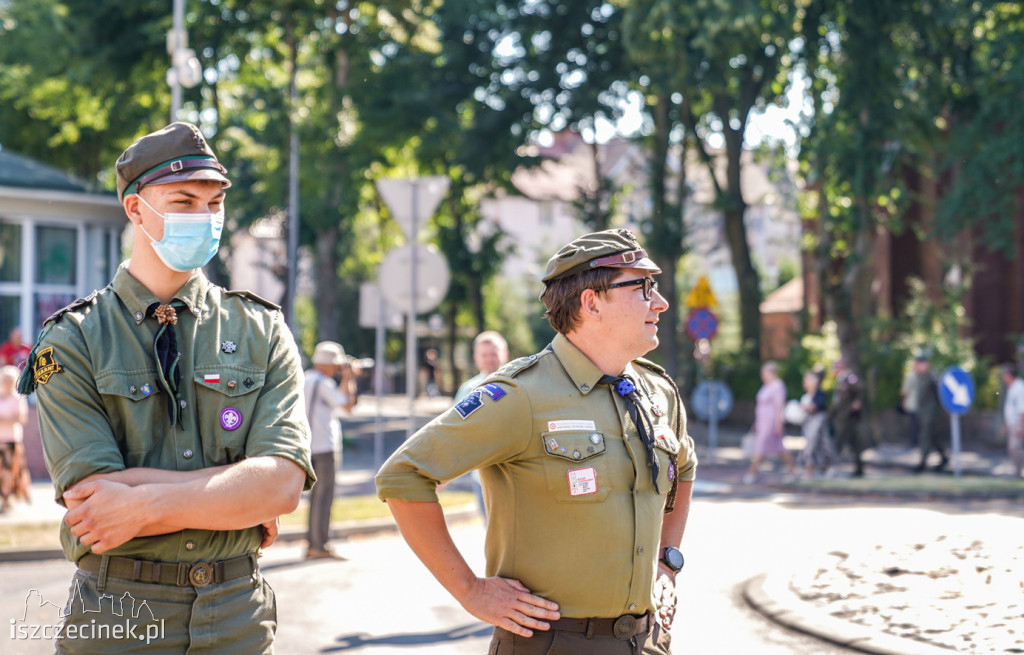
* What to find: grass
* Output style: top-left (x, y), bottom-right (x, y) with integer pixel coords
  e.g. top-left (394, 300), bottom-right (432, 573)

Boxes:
top-left (791, 473), bottom-right (1024, 497)
top-left (0, 491), bottom-right (478, 551)
top-left (279, 490), bottom-right (476, 526)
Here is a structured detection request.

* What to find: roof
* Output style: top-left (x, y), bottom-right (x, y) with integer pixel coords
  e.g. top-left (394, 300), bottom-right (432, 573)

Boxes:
top-left (760, 277), bottom-right (804, 314)
top-left (0, 147), bottom-right (90, 192)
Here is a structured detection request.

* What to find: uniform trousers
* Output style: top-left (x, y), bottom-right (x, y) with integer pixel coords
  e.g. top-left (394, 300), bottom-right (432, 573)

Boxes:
top-left (307, 450), bottom-right (337, 551)
top-left (488, 623), bottom-right (672, 655)
top-left (56, 566), bottom-right (276, 654)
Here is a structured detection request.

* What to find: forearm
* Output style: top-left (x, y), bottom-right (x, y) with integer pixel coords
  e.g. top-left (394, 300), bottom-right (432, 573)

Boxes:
top-left (659, 481), bottom-right (693, 550)
top-left (386, 499), bottom-right (478, 600)
top-left (75, 465), bottom-right (231, 488)
top-left (143, 456), bottom-right (305, 531)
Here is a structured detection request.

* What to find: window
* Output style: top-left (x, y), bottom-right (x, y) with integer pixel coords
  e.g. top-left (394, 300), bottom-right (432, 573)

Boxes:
top-left (35, 225), bottom-right (77, 285)
top-left (0, 222), bottom-right (20, 282)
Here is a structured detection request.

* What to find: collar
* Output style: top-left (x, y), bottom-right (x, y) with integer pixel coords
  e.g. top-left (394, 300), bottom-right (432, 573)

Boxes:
top-left (112, 262), bottom-right (210, 324)
top-left (551, 332), bottom-right (641, 395)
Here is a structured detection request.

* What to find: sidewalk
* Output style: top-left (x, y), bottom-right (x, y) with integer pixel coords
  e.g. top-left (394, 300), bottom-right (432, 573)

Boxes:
top-left (3, 396), bottom-right (1023, 654)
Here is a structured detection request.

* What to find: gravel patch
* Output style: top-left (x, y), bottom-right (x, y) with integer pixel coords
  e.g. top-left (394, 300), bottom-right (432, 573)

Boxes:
top-left (789, 535), bottom-right (1024, 653)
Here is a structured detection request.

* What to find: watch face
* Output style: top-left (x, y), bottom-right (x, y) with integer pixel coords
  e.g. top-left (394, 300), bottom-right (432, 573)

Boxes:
top-left (663, 547), bottom-right (684, 571)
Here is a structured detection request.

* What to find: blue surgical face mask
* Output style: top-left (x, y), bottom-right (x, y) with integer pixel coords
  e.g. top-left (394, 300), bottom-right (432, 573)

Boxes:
top-left (136, 194), bottom-right (224, 272)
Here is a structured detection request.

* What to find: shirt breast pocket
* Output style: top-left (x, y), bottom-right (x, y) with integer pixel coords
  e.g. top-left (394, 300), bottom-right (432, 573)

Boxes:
top-left (193, 366), bottom-right (266, 463)
top-left (540, 430), bottom-right (610, 503)
top-left (95, 369), bottom-right (163, 467)
top-left (652, 424), bottom-right (681, 489)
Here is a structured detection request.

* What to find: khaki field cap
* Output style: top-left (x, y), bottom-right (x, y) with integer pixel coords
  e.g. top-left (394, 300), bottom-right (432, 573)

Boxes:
top-left (116, 122), bottom-right (231, 201)
top-left (541, 228), bottom-right (661, 284)
top-left (312, 341), bottom-right (347, 366)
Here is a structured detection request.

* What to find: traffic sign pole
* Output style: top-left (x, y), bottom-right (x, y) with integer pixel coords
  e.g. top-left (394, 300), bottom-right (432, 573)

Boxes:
top-left (938, 366), bottom-right (975, 480)
top-left (950, 415), bottom-right (963, 479)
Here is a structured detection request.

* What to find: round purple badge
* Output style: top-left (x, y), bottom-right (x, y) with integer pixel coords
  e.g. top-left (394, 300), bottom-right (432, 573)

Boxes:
top-left (220, 407), bottom-right (242, 431)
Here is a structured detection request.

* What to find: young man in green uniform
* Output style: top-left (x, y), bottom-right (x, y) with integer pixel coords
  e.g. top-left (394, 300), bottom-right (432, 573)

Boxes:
top-left (376, 229), bottom-right (697, 654)
top-left (18, 122), bottom-right (315, 653)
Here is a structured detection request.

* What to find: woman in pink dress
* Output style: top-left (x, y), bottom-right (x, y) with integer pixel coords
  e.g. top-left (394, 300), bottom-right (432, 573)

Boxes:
top-left (0, 365), bottom-right (30, 512)
top-left (743, 361), bottom-right (796, 483)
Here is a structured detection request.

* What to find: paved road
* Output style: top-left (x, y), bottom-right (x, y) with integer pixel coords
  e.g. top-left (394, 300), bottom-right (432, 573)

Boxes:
top-left (4, 484), bottom-right (957, 655)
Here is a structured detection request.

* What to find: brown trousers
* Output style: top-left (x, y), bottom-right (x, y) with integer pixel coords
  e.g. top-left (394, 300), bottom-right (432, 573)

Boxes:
top-left (487, 623), bottom-right (672, 655)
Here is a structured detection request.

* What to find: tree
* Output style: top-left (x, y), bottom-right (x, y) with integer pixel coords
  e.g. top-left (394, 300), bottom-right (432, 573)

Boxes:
top-left (624, 0), bottom-right (798, 362)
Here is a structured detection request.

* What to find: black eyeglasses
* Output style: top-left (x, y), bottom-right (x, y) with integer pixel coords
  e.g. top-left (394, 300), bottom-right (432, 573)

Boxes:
top-left (606, 277), bottom-right (658, 301)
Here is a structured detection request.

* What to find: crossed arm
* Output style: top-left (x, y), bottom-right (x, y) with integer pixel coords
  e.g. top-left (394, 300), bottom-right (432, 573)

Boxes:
top-left (62, 455), bottom-right (306, 553)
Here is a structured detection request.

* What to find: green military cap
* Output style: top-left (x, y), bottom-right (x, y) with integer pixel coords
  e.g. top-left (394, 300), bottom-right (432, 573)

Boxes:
top-left (541, 228), bottom-right (661, 284)
top-left (115, 122), bottom-right (231, 201)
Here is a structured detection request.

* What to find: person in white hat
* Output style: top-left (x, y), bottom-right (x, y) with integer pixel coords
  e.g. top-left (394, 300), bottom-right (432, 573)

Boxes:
top-left (304, 341), bottom-right (359, 558)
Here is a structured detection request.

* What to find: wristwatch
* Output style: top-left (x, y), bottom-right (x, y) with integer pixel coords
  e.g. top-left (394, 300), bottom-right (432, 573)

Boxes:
top-left (660, 546), bottom-right (684, 572)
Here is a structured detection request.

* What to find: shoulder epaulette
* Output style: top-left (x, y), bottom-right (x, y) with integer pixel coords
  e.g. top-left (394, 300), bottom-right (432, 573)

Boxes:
top-left (634, 356), bottom-right (667, 376)
top-left (17, 288), bottom-right (107, 395)
top-left (496, 351), bottom-right (545, 378)
top-left (225, 289), bottom-right (281, 311)
top-left (42, 289), bottom-right (103, 327)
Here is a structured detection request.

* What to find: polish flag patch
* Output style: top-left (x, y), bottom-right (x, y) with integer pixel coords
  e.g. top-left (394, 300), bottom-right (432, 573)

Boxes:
top-left (204, 374), bottom-right (220, 384)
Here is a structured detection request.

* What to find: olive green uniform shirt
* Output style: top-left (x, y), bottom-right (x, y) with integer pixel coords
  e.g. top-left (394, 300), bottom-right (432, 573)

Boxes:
top-left (376, 333), bottom-right (697, 618)
top-left (30, 263), bottom-right (315, 564)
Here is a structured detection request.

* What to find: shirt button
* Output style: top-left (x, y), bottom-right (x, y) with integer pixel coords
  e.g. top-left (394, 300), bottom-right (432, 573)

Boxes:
top-left (180, 400), bottom-right (187, 409)
top-left (129, 386), bottom-right (137, 394)
top-left (134, 311), bottom-right (144, 322)
top-left (572, 450), bottom-right (581, 460)
top-left (629, 603), bottom-right (637, 611)
top-left (590, 433), bottom-right (600, 443)
top-left (227, 380), bottom-right (237, 390)
top-left (580, 384), bottom-right (590, 392)
top-left (637, 546), bottom-right (645, 554)
top-left (185, 540), bottom-right (195, 550)
top-left (183, 449), bottom-right (194, 459)
top-left (193, 308), bottom-right (201, 317)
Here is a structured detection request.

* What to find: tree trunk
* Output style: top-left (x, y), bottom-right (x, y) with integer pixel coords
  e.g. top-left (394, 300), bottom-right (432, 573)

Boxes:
top-left (314, 225), bottom-right (341, 341)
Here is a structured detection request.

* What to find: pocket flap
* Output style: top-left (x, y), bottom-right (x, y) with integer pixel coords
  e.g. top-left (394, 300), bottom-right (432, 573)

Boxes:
top-left (652, 425), bottom-right (680, 454)
top-left (193, 367), bottom-right (266, 398)
top-left (541, 430), bottom-right (606, 462)
top-left (95, 370), bottom-right (161, 402)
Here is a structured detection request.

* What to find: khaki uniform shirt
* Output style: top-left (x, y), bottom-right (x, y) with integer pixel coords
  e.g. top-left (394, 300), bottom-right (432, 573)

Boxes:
top-left (29, 263), bottom-right (315, 564)
top-left (376, 333), bottom-right (697, 618)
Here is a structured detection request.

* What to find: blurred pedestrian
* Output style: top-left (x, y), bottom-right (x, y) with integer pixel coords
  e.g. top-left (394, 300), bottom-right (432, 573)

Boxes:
top-left (744, 361), bottom-right (795, 483)
top-left (453, 331), bottom-right (510, 522)
top-left (0, 327), bottom-right (30, 368)
top-left (828, 358), bottom-right (866, 477)
top-left (304, 341), bottom-right (359, 559)
top-left (1000, 363), bottom-right (1024, 477)
top-left (912, 353), bottom-right (948, 473)
top-left (796, 370), bottom-right (833, 478)
top-left (377, 228), bottom-right (696, 651)
top-left (454, 331), bottom-right (509, 402)
top-left (900, 350), bottom-right (928, 448)
top-left (423, 348), bottom-right (440, 398)
top-left (16, 122), bottom-right (314, 652)
top-left (0, 365), bottom-right (30, 512)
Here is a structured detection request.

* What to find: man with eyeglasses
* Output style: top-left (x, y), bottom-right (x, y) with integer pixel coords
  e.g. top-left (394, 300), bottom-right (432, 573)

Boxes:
top-left (377, 228), bottom-right (697, 654)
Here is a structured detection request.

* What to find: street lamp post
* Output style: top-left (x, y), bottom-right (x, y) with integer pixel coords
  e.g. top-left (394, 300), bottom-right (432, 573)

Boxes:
top-left (167, 0), bottom-right (202, 122)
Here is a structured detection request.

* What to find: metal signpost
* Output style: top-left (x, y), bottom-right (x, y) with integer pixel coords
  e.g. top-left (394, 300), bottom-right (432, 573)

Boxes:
top-left (938, 366), bottom-right (976, 479)
top-left (375, 176), bottom-right (450, 440)
top-left (691, 380), bottom-right (734, 463)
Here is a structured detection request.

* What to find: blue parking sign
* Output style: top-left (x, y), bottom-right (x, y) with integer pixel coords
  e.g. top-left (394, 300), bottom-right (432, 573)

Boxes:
top-left (938, 366), bottom-right (975, 416)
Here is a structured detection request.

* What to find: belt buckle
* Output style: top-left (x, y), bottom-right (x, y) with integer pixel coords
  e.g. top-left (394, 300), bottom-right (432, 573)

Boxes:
top-left (189, 562), bottom-right (213, 587)
top-left (612, 615), bottom-right (637, 641)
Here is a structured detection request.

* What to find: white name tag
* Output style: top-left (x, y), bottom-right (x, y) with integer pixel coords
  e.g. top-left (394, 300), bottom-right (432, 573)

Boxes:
top-left (567, 467), bottom-right (598, 496)
top-left (547, 419), bottom-right (596, 432)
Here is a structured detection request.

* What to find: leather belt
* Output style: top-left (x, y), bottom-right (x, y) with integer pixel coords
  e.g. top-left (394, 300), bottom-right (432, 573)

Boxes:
top-left (77, 552), bottom-right (258, 588)
top-left (548, 612), bottom-right (652, 640)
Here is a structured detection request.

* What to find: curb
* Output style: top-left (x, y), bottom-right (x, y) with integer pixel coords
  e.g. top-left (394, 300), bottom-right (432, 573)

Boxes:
top-left (742, 572), bottom-right (953, 655)
top-left (0, 505), bottom-right (480, 564)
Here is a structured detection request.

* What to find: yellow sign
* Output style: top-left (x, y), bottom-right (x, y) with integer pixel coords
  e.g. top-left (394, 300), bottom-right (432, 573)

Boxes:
top-left (686, 276), bottom-right (717, 308)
